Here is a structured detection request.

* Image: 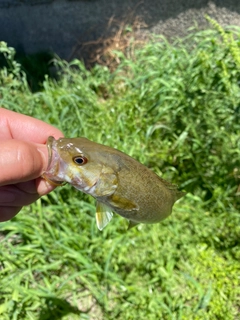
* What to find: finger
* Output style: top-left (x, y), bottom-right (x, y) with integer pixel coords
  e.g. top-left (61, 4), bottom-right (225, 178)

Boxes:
top-left (0, 140), bottom-right (48, 186)
top-left (0, 206), bottom-right (22, 222)
top-left (0, 185), bottom-right (40, 206)
top-left (14, 178), bottom-right (57, 197)
top-left (0, 108), bottom-right (63, 143)
top-left (35, 177), bottom-right (58, 196)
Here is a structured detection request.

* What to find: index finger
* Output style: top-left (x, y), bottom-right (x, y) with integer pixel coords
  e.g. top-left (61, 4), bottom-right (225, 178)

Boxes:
top-left (0, 108), bottom-right (63, 143)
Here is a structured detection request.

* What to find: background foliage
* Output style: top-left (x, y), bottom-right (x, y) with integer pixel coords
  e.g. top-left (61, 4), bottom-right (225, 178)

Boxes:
top-left (0, 21), bottom-right (239, 319)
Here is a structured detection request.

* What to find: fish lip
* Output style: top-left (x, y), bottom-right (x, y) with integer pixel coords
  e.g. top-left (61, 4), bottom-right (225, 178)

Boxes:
top-left (46, 136), bottom-right (58, 172)
top-left (43, 136), bottom-right (64, 186)
top-left (46, 136), bottom-right (54, 169)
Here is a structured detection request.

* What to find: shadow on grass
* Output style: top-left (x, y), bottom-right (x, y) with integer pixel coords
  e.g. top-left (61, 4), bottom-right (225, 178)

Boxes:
top-left (38, 297), bottom-right (85, 320)
top-left (16, 51), bottom-right (57, 92)
top-left (0, 50), bottom-right (57, 92)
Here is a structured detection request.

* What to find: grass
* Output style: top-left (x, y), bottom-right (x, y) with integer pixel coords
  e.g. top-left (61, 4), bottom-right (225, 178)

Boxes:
top-left (0, 21), bottom-right (240, 319)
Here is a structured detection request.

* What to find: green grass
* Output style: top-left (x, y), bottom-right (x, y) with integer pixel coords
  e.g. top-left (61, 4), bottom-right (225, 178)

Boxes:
top-left (0, 22), bottom-right (240, 319)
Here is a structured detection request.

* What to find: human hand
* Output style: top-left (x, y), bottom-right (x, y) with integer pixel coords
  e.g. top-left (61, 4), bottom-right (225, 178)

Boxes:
top-left (0, 108), bottom-right (63, 221)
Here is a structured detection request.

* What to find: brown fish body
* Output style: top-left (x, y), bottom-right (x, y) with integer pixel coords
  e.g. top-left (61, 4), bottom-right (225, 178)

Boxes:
top-left (43, 137), bottom-right (185, 229)
top-left (97, 153), bottom-right (181, 224)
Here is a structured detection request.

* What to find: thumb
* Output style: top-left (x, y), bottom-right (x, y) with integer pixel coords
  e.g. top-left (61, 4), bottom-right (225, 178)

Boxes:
top-left (0, 139), bottom-right (48, 187)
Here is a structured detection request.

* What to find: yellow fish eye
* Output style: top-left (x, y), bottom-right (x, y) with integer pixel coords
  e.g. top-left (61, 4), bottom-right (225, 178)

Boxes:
top-left (73, 156), bottom-right (88, 165)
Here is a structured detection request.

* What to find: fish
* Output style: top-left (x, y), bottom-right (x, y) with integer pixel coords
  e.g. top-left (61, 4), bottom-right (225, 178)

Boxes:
top-left (43, 136), bottom-right (185, 230)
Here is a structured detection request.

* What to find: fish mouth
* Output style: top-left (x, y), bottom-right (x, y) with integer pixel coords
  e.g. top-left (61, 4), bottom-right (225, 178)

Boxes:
top-left (42, 136), bottom-right (65, 186)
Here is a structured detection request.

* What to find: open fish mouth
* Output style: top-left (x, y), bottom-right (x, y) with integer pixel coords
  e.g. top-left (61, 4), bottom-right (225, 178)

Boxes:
top-left (42, 136), bottom-right (65, 186)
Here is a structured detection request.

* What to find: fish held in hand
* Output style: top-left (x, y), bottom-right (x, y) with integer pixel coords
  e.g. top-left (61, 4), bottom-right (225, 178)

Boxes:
top-left (43, 137), bottom-right (185, 230)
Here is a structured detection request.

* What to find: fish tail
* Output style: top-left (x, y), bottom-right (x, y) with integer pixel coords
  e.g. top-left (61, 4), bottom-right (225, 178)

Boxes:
top-left (174, 190), bottom-right (186, 201)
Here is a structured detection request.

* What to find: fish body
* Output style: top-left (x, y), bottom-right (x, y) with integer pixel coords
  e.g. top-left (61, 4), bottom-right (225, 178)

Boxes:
top-left (43, 137), bottom-right (185, 230)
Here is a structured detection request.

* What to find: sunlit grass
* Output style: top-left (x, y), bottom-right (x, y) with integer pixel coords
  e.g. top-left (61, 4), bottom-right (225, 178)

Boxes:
top-left (0, 23), bottom-right (240, 319)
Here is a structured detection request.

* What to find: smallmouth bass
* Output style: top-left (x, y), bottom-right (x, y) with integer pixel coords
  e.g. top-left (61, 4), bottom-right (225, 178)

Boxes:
top-left (43, 137), bottom-right (185, 230)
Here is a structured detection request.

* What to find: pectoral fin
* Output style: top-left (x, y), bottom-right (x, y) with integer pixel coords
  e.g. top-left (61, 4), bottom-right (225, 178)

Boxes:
top-left (96, 201), bottom-right (113, 231)
top-left (108, 194), bottom-right (138, 211)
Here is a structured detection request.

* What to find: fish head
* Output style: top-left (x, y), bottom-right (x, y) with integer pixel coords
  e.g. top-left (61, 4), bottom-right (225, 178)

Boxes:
top-left (44, 136), bottom-right (110, 194)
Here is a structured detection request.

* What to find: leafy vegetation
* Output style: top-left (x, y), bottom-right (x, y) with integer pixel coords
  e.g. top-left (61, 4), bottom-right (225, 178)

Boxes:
top-left (0, 21), bottom-right (239, 319)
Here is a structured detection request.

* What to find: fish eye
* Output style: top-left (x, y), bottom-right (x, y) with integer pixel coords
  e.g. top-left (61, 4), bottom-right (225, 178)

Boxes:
top-left (73, 156), bottom-right (88, 165)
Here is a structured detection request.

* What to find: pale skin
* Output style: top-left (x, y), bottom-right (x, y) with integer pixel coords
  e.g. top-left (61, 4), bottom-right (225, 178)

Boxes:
top-left (0, 108), bottom-right (63, 222)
